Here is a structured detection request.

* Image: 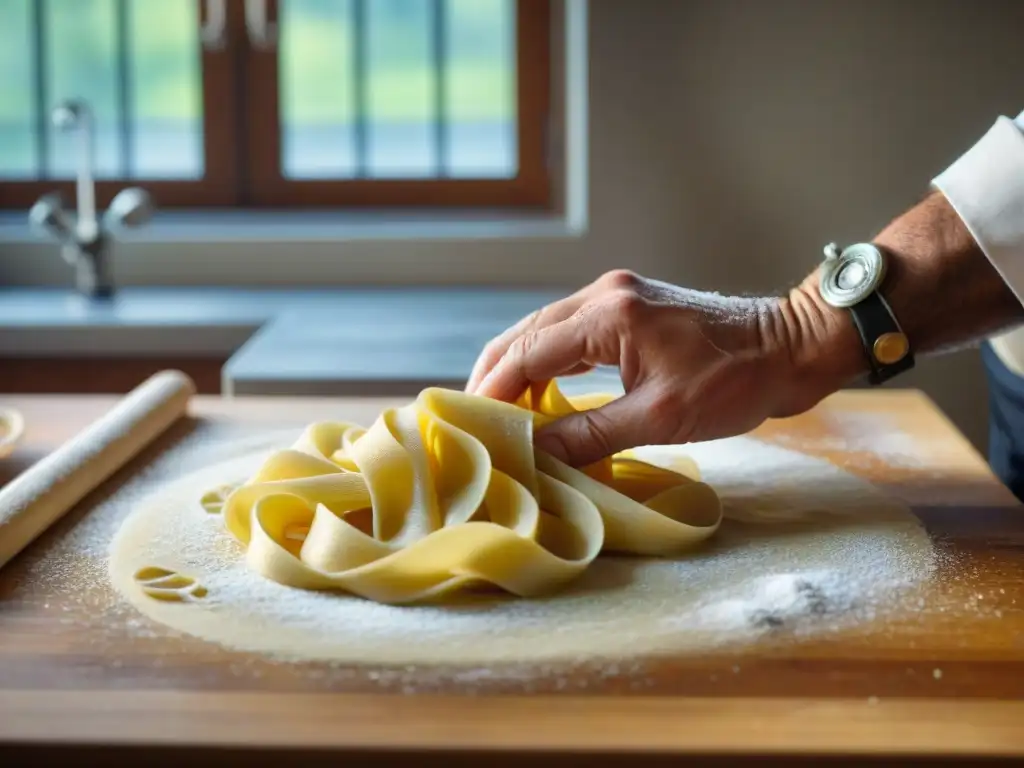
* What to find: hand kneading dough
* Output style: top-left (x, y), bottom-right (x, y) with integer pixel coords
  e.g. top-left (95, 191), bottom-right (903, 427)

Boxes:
top-left (220, 380), bottom-right (722, 605)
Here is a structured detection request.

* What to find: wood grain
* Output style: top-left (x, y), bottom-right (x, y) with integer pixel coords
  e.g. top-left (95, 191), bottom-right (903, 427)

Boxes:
top-left (5, 691), bottom-right (1024, 756)
top-left (0, 387), bottom-right (1022, 764)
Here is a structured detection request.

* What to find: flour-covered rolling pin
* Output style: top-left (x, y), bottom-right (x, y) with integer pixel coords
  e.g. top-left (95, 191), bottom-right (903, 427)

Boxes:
top-left (0, 369), bottom-right (196, 569)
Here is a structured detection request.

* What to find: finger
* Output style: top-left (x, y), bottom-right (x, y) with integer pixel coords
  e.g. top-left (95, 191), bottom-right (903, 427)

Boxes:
top-left (467, 299), bottom-right (580, 393)
top-left (466, 291), bottom-right (592, 394)
top-left (534, 386), bottom-right (675, 467)
top-left (475, 320), bottom-right (587, 403)
top-left (466, 316), bottom-right (534, 394)
top-left (476, 311), bottom-right (617, 403)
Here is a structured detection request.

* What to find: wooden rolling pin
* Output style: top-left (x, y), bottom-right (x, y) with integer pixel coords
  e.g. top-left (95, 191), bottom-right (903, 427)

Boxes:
top-left (0, 369), bottom-right (196, 569)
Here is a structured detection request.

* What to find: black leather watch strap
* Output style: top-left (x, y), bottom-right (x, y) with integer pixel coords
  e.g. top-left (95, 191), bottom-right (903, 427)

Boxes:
top-left (846, 290), bottom-right (915, 384)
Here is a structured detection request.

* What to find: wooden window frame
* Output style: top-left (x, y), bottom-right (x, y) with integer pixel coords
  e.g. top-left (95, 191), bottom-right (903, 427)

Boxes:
top-left (0, 0), bottom-right (551, 211)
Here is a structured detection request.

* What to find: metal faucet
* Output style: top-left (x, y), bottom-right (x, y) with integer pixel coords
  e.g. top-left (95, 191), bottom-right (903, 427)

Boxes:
top-left (28, 99), bottom-right (155, 299)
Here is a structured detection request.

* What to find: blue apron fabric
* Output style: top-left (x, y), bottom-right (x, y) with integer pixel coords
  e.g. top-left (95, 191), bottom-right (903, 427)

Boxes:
top-left (981, 340), bottom-right (1024, 501)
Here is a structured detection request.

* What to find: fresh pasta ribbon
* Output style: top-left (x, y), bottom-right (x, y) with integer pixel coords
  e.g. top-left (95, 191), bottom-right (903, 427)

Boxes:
top-left (221, 380), bottom-right (722, 605)
top-left (133, 566), bottom-right (208, 602)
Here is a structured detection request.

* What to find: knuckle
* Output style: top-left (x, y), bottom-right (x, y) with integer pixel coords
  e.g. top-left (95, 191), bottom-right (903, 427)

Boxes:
top-left (507, 330), bottom-right (537, 363)
top-left (604, 289), bottom-right (648, 323)
top-left (599, 269), bottom-right (642, 292)
top-left (582, 409), bottom-right (617, 459)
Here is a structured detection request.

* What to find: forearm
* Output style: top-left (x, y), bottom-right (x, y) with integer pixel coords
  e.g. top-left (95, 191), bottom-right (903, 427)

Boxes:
top-left (874, 191), bottom-right (1024, 352)
top-left (775, 190), bottom-right (1024, 390)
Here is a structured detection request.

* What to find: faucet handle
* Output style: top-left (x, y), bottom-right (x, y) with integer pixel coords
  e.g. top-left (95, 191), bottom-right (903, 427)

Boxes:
top-left (105, 187), bottom-right (155, 231)
top-left (29, 192), bottom-right (75, 241)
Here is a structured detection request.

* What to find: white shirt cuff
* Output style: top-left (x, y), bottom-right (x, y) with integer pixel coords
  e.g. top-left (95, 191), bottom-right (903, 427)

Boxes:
top-left (932, 111), bottom-right (1024, 306)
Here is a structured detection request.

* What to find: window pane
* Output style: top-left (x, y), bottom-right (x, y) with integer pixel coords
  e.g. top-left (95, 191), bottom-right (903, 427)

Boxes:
top-left (128, 0), bottom-right (203, 179)
top-left (446, 0), bottom-right (515, 178)
top-left (280, 0), bottom-right (357, 179)
top-left (47, 0), bottom-right (120, 178)
top-left (367, 0), bottom-right (435, 177)
top-left (276, 0), bottom-right (519, 183)
top-left (0, 0), bottom-right (37, 178)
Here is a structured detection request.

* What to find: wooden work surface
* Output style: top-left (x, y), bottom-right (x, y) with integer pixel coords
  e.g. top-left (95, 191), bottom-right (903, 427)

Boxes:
top-left (1, 388), bottom-right (1023, 766)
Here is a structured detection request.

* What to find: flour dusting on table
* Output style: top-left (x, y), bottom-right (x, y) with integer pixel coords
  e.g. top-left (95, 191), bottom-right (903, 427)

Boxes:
top-left (772, 411), bottom-right (928, 468)
top-left (55, 424), bottom-right (937, 669)
top-left (8, 417), bottom-right (940, 689)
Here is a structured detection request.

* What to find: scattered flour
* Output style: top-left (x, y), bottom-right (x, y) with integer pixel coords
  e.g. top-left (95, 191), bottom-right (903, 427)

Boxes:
top-left (104, 430), bottom-right (936, 668)
top-left (684, 570), bottom-right (858, 636)
top-left (771, 411), bottom-right (927, 468)
top-left (10, 419), bottom-right (939, 689)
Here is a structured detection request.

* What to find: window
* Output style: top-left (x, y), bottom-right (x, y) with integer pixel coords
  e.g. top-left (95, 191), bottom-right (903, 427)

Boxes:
top-left (0, 0), bottom-right (551, 210)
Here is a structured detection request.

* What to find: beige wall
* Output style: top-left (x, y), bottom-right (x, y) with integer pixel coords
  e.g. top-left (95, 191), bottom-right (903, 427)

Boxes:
top-left (584, 0), bottom-right (1024, 450)
top-left (6, 0), bottom-right (1024, 449)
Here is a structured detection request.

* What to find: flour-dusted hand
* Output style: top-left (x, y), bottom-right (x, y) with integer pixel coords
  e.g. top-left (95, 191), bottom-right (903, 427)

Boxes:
top-left (469, 187), bottom-right (1024, 467)
top-left (466, 269), bottom-right (863, 467)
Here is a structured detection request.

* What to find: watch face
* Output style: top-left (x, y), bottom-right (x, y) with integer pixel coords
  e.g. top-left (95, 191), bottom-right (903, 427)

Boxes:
top-left (819, 243), bottom-right (886, 308)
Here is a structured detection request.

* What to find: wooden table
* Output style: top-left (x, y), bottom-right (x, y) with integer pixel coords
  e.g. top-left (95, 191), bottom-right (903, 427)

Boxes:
top-left (1, 388), bottom-right (1023, 766)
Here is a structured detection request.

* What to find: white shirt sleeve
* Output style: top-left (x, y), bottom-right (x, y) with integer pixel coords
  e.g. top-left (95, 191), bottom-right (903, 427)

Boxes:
top-left (932, 110), bottom-right (1024, 305)
top-left (934, 110), bottom-right (1024, 375)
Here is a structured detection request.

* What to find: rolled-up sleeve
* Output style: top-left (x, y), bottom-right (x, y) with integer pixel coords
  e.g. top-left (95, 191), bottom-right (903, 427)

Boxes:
top-left (932, 110), bottom-right (1024, 304)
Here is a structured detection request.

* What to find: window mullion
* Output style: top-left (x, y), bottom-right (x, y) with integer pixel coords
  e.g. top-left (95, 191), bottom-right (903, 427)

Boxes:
top-left (352, 0), bottom-right (368, 179)
top-left (432, 0), bottom-right (448, 178)
top-left (197, 0), bottom-right (247, 205)
top-left (31, 0), bottom-right (49, 179)
top-left (115, 0), bottom-right (132, 178)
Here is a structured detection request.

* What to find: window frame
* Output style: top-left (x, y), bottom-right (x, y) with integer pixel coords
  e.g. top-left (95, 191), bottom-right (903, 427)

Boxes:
top-left (0, 0), bottom-right (551, 211)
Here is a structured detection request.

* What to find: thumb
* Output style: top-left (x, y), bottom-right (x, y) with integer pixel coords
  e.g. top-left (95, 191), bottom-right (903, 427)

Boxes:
top-left (534, 387), bottom-right (673, 467)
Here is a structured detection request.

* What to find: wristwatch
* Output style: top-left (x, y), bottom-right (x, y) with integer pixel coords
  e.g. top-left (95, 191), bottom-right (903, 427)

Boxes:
top-left (818, 241), bottom-right (914, 385)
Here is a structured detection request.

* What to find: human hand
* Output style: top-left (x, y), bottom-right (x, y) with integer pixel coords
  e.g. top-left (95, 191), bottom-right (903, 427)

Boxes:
top-left (466, 269), bottom-right (864, 466)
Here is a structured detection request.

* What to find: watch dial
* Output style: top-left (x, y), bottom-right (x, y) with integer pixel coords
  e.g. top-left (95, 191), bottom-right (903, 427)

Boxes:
top-left (818, 243), bottom-right (885, 308)
top-left (837, 260), bottom-right (867, 290)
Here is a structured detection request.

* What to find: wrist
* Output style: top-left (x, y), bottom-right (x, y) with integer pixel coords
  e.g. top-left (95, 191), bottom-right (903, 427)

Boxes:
top-left (759, 275), bottom-right (869, 414)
